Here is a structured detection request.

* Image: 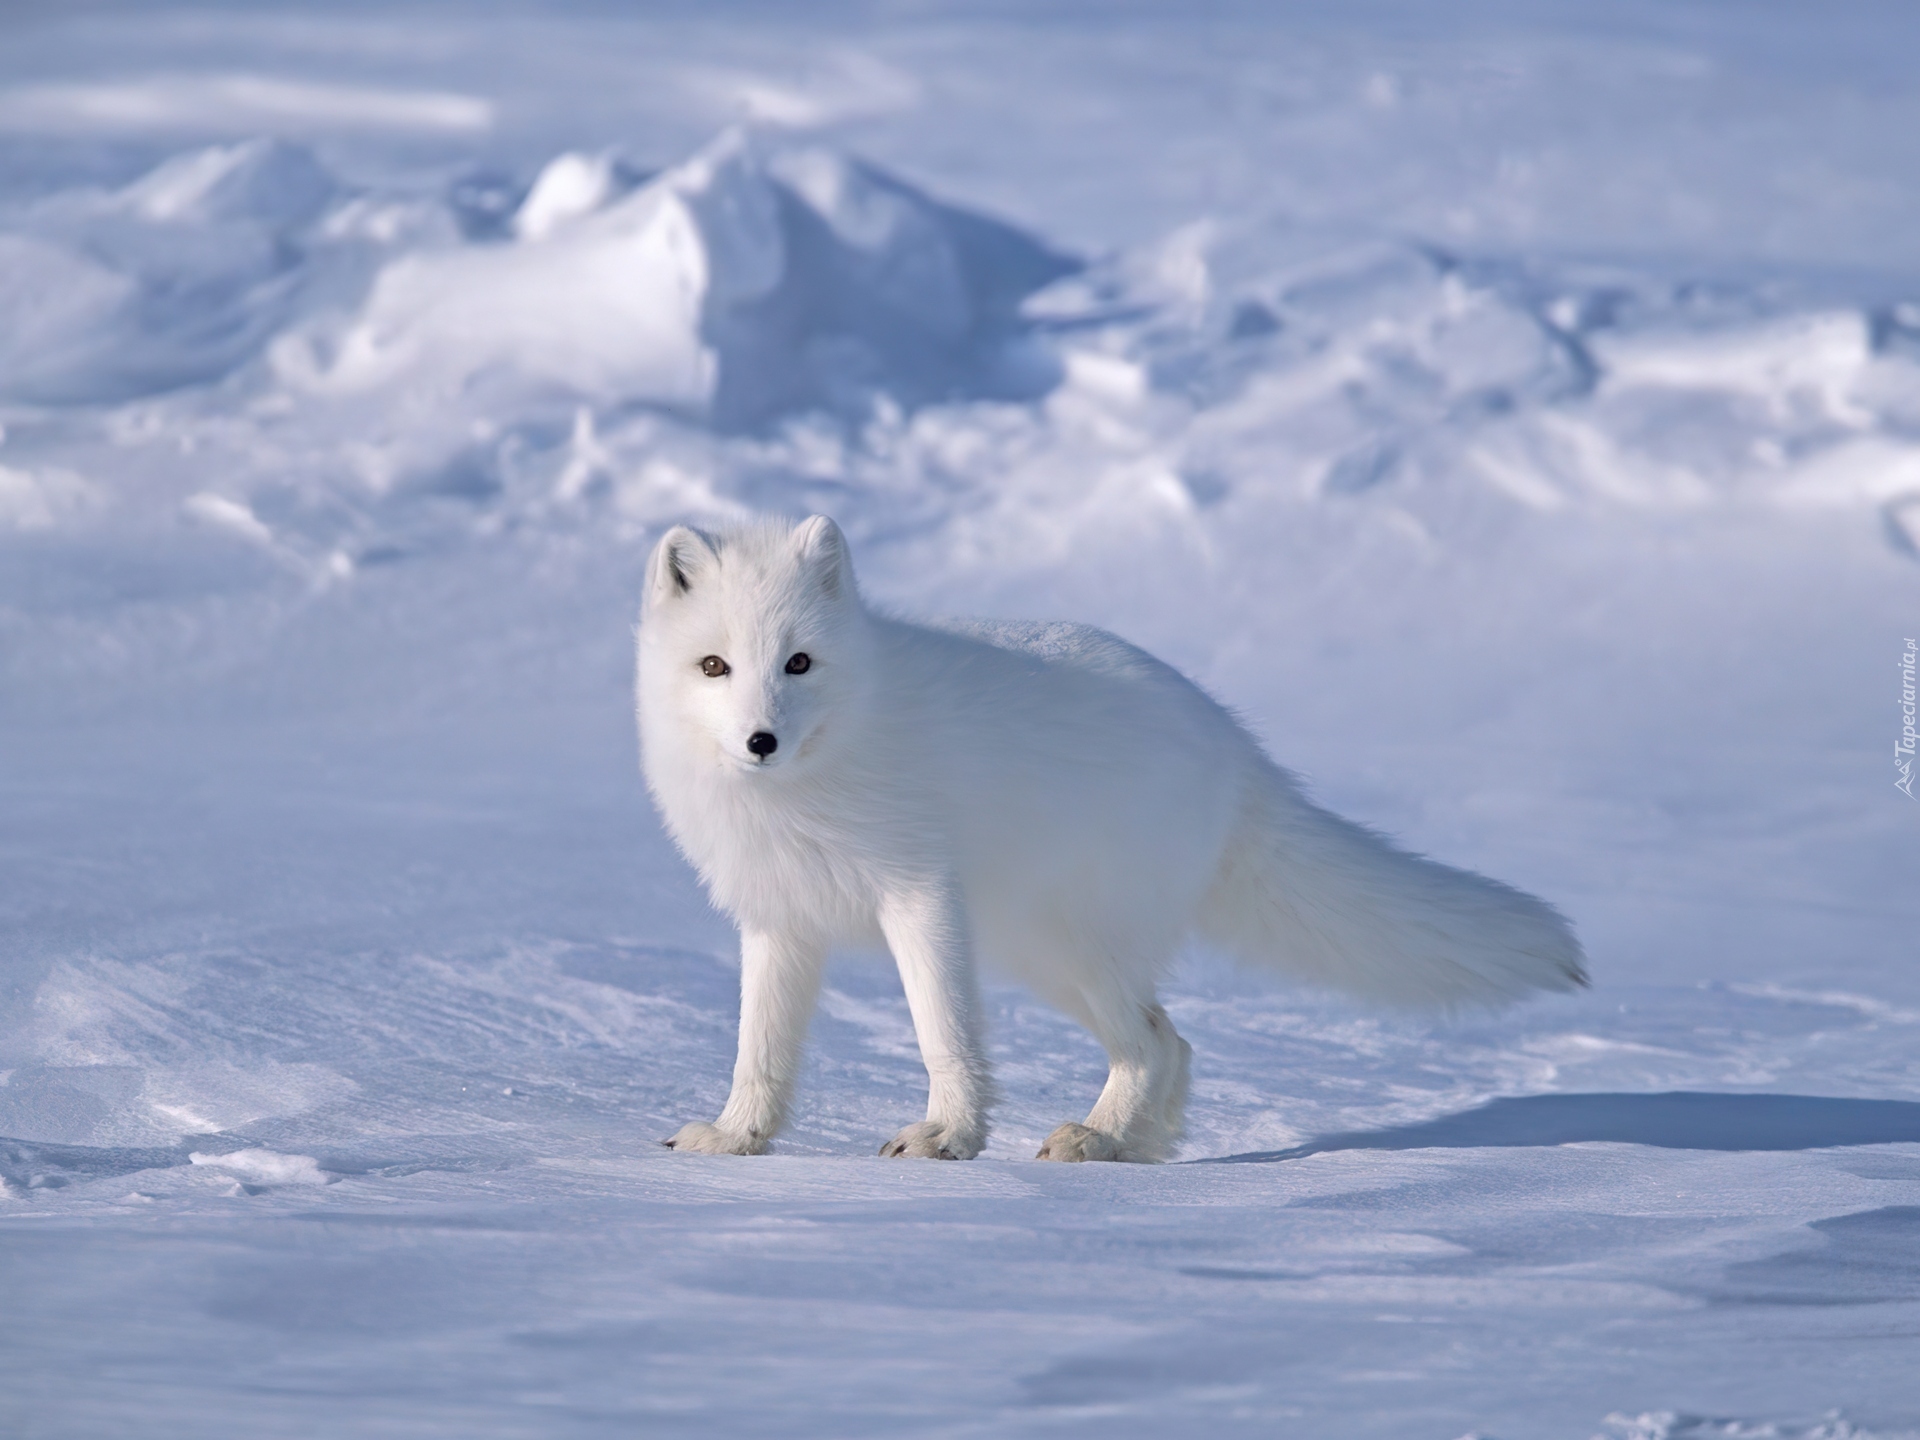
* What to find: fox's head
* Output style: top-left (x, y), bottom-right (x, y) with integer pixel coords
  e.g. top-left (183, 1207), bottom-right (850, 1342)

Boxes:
top-left (637, 514), bottom-right (871, 778)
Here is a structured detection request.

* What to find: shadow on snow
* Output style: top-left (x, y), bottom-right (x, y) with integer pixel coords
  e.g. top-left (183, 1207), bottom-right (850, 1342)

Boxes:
top-left (1202, 1092), bottom-right (1920, 1164)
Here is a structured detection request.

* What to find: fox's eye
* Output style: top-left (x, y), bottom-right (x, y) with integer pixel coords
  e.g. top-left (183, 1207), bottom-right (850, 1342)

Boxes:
top-left (784, 653), bottom-right (812, 675)
top-left (700, 655), bottom-right (730, 678)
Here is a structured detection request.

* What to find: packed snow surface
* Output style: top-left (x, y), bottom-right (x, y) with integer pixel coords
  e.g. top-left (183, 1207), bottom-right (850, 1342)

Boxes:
top-left (2, 3), bottom-right (1918, 1437)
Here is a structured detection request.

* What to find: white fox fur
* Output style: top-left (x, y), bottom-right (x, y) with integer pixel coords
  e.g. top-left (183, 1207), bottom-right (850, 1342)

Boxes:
top-left (636, 515), bottom-right (1586, 1163)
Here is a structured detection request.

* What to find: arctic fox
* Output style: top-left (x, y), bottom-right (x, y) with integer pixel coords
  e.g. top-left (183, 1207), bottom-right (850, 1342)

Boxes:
top-left (637, 515), bottom-right (1585, 1163)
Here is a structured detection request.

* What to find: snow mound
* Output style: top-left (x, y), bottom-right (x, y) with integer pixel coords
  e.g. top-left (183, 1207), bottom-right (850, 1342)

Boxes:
top-left (278, 130), bottom-right (1077, 427)
top-left (5, 131), bottom-right (1920, 630)
top-left (188, 1147), bottom-right (332, 1186)
top-left (114, 136), bottom-right (334, 228)
top-left (0, 138), bottom-right (340, 404)
top-left (1012, 235), bottom-right (1920, 542)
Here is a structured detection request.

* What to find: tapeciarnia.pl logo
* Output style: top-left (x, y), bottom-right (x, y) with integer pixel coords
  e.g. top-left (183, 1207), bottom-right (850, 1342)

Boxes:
top-left (1899, 638), bottom-right (1917, 799)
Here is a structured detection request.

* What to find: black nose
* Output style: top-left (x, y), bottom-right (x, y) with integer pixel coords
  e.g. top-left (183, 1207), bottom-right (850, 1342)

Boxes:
top-left (746, 731), bottom-right (778, 758)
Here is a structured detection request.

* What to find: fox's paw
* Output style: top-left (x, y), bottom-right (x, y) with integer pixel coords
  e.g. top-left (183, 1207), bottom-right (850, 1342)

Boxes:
top-left (879, 1120), bottom-right (982, 1160)
top-left (1036, 1122), bottom-right (1126, 1162)
top-left (661, 1121), bottom-right (766, 1156)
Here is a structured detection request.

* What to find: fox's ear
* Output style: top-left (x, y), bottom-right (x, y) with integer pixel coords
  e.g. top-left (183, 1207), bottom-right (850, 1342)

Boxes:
top-left (648, 525), bottom-right (717, 605)
top-left (792, 514), bottom-right (854, 600)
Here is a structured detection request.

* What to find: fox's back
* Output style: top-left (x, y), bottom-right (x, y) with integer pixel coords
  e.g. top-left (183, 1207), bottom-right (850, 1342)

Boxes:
top-left (868, 616), bottom-right (1253, 975)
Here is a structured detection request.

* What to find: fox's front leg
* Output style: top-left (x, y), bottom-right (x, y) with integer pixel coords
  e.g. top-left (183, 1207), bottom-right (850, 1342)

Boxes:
top-left (664, 927), bottom-right (825, 1155)
top-left (877, 881), bottom-right (994, 1160)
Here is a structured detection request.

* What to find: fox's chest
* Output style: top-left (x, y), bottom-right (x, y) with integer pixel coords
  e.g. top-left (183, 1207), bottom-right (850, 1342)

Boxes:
top-left (665, 777), bottom-right (929, 936)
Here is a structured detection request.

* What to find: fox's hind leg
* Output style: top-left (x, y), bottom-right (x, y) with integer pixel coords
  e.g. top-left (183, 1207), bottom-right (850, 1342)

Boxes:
top-left (1155, 1010), bottom-right (1194, 1144)
top-left (1038, 989), bottom-right (1191, 1163)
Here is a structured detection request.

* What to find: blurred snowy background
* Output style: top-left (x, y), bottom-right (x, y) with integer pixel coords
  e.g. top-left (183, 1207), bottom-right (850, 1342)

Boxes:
top-left (2, 3), bottom-right (1917, 1437)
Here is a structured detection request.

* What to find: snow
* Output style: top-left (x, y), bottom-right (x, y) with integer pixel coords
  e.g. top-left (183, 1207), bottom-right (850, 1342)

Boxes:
top-left (2, 2), bottom-right (1918, 1436)
top-left (188, 1147), bottom-right (333, 1187)
top-left (275, 128), bottom-right (1071, 428)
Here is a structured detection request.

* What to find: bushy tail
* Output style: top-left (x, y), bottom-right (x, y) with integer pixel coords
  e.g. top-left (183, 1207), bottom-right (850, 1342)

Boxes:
top-left (1198, 762), bottom-right (1587, 1008)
